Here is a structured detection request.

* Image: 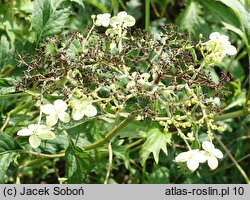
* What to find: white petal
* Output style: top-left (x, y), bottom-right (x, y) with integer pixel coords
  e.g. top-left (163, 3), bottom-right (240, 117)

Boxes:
top-left (209, 32), bottom-right (220, 40)
top-left (117, 11), bottom-right (127, 19)
top-left (212, 149), bottom-right (223, 159)
top-left (29, 134), bottom-right (41, 148)
top-left (110, 16), bottom-right (120, 28)
top-left (41, 104), bottom-right (55, 115)
top-left (17, 128), bottom-right (34, 136)
top-left (37, 125), bottom-right (51, 133)
top-left (225, 45), bottom-right (237, 55)
top-left (28, 124), bottom-right (37, 131)
top-left (102, 19), bottom-right (110, 27)
top-left (58, 111), bottom-right (70, 123)
top-left (83, 104), bottom-right (97, 117)
top-left (96, 14), bottom-right (103, 20)
top-left (72, 109), bottom-right (84, 121)
top-left (187, 158), bottom-right (199, 171)
top-left (102, 13), bottom-right (111, 19)
top-left (219, 35), bottom-right (229, 43)
top-left (207, 156), bottom-right (219, 170)
top-left (123, 15), bottom-right (135, 27)
top-left (202, 141), bottom-right (215, 152)
top-left (46, 114), bottom-right (58, 127)
top-left (95, 18), bottom-right (102, 26)
top-left (175, 152), bottom-right (189, 162)
top-left (197, 151), bottom-right (208, 163)
top-left (54, 99), bottom-right (68, 112)
top-left (38, 130), bottom-right (56, 140)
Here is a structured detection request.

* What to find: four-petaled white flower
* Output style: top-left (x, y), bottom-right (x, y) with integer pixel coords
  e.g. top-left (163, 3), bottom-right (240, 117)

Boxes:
top-left (200, 141), bottom-right (223, 170)
top-left (17, 124), bottom-right (56, 148)
top-left (41, 99), bottom-right (70, 127)
top-left (110, 11), bottom-right (135, 28)
top-left (175, 149), bottom-right (207, 171)
top-left (69, 98), bottom-right (97, 121)
top-left (203, 32), bottom-right (237, 64)
top-left (95, 13), bottom-right (111, 27)
top-left (208, 32), bottom-right (237, 56)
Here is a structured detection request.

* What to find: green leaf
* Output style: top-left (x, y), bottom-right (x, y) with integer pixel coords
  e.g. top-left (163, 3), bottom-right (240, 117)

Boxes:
top-left (0, 132), bottom-right (21, 183)
top-left (0, 35), bottom-right (14, 70)
top-left (223, 91), bottom-right (246, 111)
top-left (0, 77), bottom-right (20, 95)
top-left (203, 67), bottom-right (219, 84)
top-left (176, 1), bottom-right (203, 35)
top-left (0, 132), bottom-right (21, 154)
top-left (140, 128), bottom-right (171, 165)
top-left (222, 22), bottom-right (249, 46)
top-left (113, 145), bottom-right (130, 169)
top-left (217, 0), bottom-right (250, 45)
top-left (38, 134), bottom-right (69, 154)
top-left (65, 139), bottom-right (92, 183)
top-left (201, 0), bottom-right (241, 28)
top-left (219, 57), bottom-right (244, 80)
top-left (145, 164), bottom-right (169, 184)
top-left (118, 121), bottom-right (149, 139)
top-left (31, 0), bottom-right (70, 43)
top-left (0, 152), bottom-right (18, 183)
top-left (70, 0), bottom-right (85, 9)
top-left (84, 0), bottom-right (108, 13)
top-left (190, 121), bottom-right (200, 149)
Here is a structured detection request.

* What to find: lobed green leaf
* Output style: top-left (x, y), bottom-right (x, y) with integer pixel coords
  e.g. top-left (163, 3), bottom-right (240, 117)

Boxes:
top-left (140, 128), bottom-right (171, 165)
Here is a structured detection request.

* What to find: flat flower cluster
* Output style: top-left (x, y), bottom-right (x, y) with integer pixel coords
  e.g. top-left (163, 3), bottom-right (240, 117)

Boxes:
top-left (16, 10), bottom-right (237, 173)
top-left (17, 98), bottom-right (97, 148)
top-left (175, 141), bottom-right (223, 171)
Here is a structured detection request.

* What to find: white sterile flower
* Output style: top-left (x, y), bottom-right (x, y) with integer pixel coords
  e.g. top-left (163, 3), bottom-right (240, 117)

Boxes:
top-left (95, 13), bottom-right (111, 27)
top-left (41, 99), bottom-right (70, 127)
top-left (69, 98), bottom-right (97, 121)
top-left (175, 149), bottom-right (207, 171)
top-left (17, 124), bottom-right (56, 148)
top-left (205, 32), bottom-right (237, 57)
top-left (110, 11), bottom-right (135, 28)
top-left (208, 32), bottom-right (237, 56)
top-left (200, 141), bottom-right (223, 170)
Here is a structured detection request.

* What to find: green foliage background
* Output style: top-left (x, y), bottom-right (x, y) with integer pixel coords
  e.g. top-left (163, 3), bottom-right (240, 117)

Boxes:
top-left (0, 0), bottom-right (249, 183)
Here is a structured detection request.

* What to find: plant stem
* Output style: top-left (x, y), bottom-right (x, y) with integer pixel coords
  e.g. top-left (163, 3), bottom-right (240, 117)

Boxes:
top-left (214, 109), bottom-right (249, 121)
top-left (104, 142), bottom-right (113, 184)
top-left (244, 48), bottom-right (250, 111)
top-left (0, 92), bottom-right (29, 99)
top-left (1, 100), bottom-right (32, 131)
top-left (22, 151), bottom-right (65, 158)
top-left (126, 138), bottom-right (144, 149)
top-left (84, 114), bottom-right (135, 150)
top-left (214, 134), bottom-right (250, 184)
top-left (83, 24), bottom-right (95, 49)
top-left (7, 103), bottom-right (34, 135)
top-left (18, 158), bottom-right (48, 169)
top-left (23, 114), bottom-right (136, 158)
top-left (145, 0), bottom-right (150, 32)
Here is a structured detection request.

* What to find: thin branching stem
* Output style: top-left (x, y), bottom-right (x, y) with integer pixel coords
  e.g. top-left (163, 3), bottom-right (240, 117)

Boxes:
top-left (214, 134), bottom-right (250, 184)
top-left (104, 142), bottom-right (113, 184)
